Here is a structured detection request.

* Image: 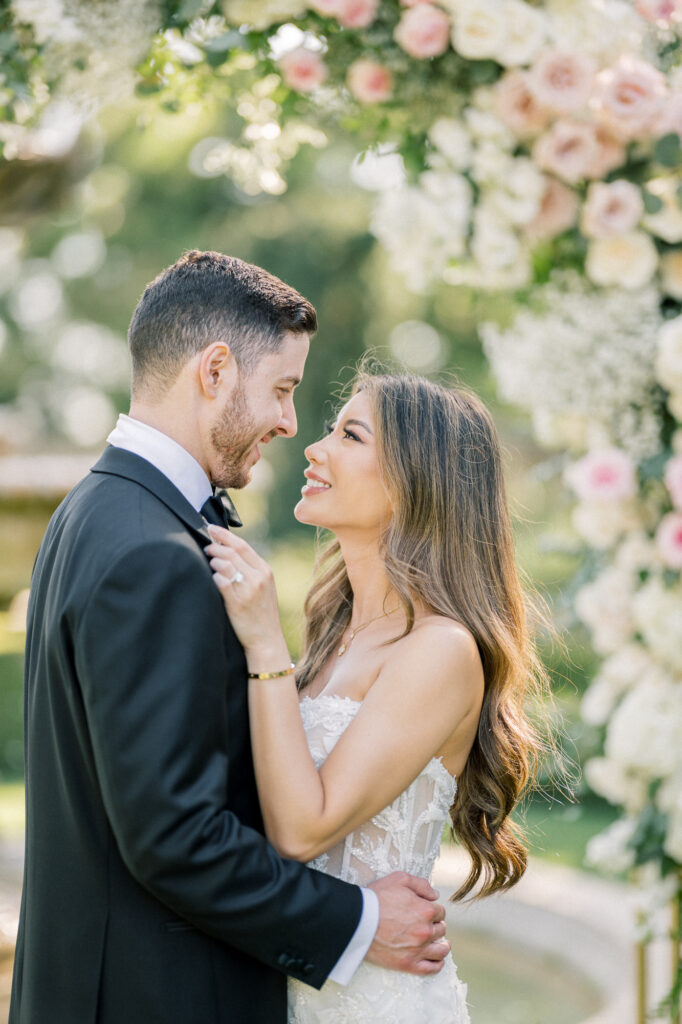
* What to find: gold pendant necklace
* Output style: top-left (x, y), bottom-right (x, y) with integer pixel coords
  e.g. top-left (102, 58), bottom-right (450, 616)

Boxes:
top-left (337, 607), bottom-right (398, 657)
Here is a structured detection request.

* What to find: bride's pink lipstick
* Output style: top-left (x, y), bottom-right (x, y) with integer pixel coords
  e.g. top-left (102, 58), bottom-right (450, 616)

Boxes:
top-left (301, 470), bottom-right (332, 496)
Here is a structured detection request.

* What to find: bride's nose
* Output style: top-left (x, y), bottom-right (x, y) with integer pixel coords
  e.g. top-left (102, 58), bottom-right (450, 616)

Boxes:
top-left (304, 438), bottom-right (325, 463)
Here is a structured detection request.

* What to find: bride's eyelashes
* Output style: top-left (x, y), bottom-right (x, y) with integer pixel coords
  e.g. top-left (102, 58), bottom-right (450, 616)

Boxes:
top-left (323, 419), bottom-right (361, 443)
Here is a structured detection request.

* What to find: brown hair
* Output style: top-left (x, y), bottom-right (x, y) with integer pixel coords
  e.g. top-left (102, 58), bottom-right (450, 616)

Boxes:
top-left (297, 371), bottom-right (553, 901)
top-left (128, 250), bottom-right (317, 395)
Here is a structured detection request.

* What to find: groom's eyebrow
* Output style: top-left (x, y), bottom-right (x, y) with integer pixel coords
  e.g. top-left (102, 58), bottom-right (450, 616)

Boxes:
top-left (279, 375), bottom-right (302, 387)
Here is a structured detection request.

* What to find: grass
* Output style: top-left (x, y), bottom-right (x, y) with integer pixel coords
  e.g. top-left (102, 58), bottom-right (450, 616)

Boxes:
top-left (0, 613), bottom-right (24, 782)
top-left (0, 783), bottom-right (24, 840)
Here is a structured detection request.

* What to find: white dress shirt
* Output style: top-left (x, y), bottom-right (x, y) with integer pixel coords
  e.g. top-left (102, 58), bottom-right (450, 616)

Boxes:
top-left (106, 414), bottom-right (379, 985)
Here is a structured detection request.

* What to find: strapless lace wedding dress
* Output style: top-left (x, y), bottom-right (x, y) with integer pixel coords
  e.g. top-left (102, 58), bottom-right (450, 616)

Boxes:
top-left (288, 694), bottom-right (470, 1024)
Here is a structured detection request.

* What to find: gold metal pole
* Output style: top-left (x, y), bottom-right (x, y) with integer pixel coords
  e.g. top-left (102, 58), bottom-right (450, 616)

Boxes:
top-left (671, 879), bottom-right (681, 1024)
top-left (637, 935), bottom-right (648, 1024)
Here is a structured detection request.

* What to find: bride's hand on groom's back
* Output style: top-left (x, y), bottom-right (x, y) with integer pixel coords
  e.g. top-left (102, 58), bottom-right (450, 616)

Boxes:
top-left (205, 526), bottom-right (290, 668)
top-left (366, 872), bottom-right (450, 975)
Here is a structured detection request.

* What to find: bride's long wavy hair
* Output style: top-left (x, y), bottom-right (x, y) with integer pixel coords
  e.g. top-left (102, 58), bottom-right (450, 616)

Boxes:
top-left (296, 371), bottom-right (553, 901)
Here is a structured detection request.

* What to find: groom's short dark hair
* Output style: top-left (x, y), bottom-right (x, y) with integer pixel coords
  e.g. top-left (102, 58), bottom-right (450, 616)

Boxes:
top-left (128, 250), bottom-right (317, 396)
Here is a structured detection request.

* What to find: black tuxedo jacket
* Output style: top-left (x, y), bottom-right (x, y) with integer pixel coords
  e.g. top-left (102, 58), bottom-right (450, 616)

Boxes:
top-left (10, 446), bottom-right (362, 1024)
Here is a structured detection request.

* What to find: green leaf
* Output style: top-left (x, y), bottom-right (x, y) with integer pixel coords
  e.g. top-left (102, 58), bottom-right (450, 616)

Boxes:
top-left (203, 30), bottom-right (245, 53)
top-left (642, 188), bottom-right (664, 214)
top-left (677, 183), bottom-right (682, 210)
top-left (173, 0), bottom-right (205, 22)
top-left (653, 132), bottom-right (682, 168)
top-left (0, 32), bottom-right (16, 55)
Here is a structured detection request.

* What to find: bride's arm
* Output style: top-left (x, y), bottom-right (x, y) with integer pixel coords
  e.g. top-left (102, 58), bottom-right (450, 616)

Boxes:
top-left (205, 527), bottom-right (484, 863)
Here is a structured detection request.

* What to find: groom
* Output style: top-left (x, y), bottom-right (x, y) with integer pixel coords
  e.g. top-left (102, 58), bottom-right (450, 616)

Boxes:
top-left (10, 250), bottom-right (449, 1024)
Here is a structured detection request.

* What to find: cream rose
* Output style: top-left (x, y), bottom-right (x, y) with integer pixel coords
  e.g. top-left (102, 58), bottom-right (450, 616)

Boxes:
top-left (532, 120), bottom-right (600, 183)
top-left (529, 48), bottom-right (596, 115)
top-left (497, 0), bottom-right (547, 68)
top-left (428, 118), bottom-right (472, 170)
top-left (451, 0), bottom-right (505, 61)
top-left (495, 71), bottom-right (551, 140)
top-left (592, 55), bottom-right (668, 140)
top-left (581, 180), bottom-right (643, 238)
top-left (524, 176), bottom-right (579, 240)
top-left (586, 231), bottom-right (658, 289)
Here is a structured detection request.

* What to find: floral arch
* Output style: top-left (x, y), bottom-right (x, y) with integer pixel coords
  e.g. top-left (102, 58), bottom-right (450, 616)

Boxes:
top-left (3, 0), bottom-right (682, 1012)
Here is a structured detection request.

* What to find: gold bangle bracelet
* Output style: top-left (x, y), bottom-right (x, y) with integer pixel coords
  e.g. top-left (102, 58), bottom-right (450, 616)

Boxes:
top-left (248, 663), bottom-right (296, 680)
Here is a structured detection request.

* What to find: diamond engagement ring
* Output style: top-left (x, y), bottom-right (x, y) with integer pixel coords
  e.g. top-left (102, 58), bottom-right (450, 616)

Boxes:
top-left (229, 571), bottom-right (244, 584)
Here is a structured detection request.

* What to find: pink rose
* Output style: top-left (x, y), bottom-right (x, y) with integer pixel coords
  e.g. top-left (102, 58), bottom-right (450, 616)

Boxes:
top-left (592, 55), bottom-right (668, 141)
top-left (656, 91), bottom-right (682, 140)
top-left (532, 120), bottom-right (600, 184)
top-left (525, 175), bottom-right (579, 240)
top-left (309, 0), bottom-right (340, 13)
top-left (394, 3), bottom-right (451, 59)
top-left (636, 0), bottom-right (682, 25)
top-left (565, 448), bottom-right (637, 502)
top-left (278, 48), bottom-right (328, 93)
top-left (664, 455), bottom-right (682, 508)
top-left (529, 49), bottom-right (596, 115)
top-left (581, 180), bottom-right (644, 238)
top-left (495, 70), bottom-right (551, 140)
top-left (347, 59), bottom-right (394, 103)
top-left (336, 0), bottom-right (379, 28)
top-left (655, 511), bottom-right (682, 569)
top-left (586, 124), bottom-right (626, 178)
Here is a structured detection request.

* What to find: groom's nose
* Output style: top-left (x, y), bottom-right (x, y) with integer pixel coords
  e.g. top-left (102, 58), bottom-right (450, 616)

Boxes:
top-left (276, 396), bottom-right (297, 437)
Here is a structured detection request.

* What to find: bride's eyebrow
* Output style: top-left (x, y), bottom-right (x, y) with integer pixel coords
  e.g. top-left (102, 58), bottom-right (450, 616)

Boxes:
top-left (343, 418), bottom-right (373, 435)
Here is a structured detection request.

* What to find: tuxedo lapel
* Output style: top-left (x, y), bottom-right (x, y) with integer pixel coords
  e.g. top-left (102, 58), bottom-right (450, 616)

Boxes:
top-left (90, 446), bottom-right (211, 543)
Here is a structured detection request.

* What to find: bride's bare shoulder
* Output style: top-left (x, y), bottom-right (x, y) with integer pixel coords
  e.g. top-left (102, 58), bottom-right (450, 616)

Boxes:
top-left (411, 614), bottom-right (480, 654)
top-left (389, 614), bottom-right (483, 690)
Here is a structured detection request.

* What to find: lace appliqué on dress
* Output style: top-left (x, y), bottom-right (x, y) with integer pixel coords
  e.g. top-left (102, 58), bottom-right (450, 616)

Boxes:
top-left (287, 695), bottom-right (471, 1024)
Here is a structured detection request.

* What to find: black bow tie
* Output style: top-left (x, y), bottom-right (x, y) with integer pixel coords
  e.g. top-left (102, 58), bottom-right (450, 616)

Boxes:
top-left (200, 490), bottom-right (243, 529)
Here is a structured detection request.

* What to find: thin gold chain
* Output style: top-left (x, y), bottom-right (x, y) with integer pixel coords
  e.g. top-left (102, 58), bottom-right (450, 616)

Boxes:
top-left (338, 607), bottom-right (399, 657)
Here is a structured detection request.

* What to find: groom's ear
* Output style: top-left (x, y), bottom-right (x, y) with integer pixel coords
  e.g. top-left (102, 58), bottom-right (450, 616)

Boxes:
top-left (197, 342), bottom-right (235, 398)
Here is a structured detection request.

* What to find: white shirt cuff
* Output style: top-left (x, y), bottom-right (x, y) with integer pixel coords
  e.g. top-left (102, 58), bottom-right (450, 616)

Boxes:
top-left (326, 887), bottom-right (379, 986)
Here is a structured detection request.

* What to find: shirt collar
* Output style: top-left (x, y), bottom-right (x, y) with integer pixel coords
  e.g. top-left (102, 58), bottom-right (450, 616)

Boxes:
top-left (106, 414), bottom-right (212, 513)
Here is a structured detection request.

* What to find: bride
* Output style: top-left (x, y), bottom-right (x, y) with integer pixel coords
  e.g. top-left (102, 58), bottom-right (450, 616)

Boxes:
top-left (205, 371), bottom-right (546, 1023)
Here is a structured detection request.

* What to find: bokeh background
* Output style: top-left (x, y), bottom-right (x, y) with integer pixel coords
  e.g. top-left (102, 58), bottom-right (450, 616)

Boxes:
top-left (3, 1), bottom-right (681, 1020)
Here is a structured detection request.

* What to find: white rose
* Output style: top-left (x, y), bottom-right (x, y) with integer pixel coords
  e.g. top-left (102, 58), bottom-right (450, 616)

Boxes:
top-left (584, 817), bottom-right (638, 873)
top-left (632, 575), bottom-right (682, 673)
top-left (614, 532), bottom-right (660, 573)
top-left (464, 107), bottom-right (515, 148)
top-left (642, 177), bottom-right (682, 244)
top-left (471, 203), bottom-right (523, 270)
top-left (606, 673), bottom-right (682, 779)
top-left (655, 315), bottom-right (682, 395)
top-left (498, 0), bottom-right (548, 68)
top-left (428, 118), bottom-right (472, 171)
top-left (451, 0), bottom-right (506, 60)
top-left (485, 157), bottom-right (545, 225)
top-left (572, 500), bottom-right (641, 549)
top-left (530, 408), bottom-right (588, 450)
top-left (586, 232), bottom-right (658, 289)
top-left (420, 169), bottom-right (473, 233)
top-left (575, 566), bottom-right (635, 653)
top-left (585, 757), bottom-right (647, 812)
